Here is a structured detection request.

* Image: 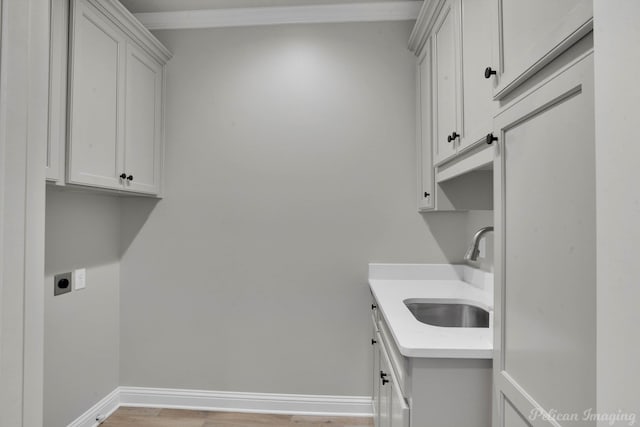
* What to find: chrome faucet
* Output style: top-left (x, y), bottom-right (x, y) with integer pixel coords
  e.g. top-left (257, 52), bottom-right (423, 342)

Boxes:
top-left (464, 226), bottom-right (494, 262)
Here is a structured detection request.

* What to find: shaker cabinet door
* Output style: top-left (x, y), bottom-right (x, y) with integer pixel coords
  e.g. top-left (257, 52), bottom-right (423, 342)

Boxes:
top-left (68, 0), bottom-right (126, 189)
top-left (458, 0), bottom-right (494, 151)
top-left (123, 42), bottom-right (163, 195)
top-left (432, 0), bottom-right (460, 165)
top-left (417, 42), bottom-right (434, 211)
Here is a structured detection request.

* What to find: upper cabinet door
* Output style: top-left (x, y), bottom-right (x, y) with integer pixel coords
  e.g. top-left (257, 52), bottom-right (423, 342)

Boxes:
top-left (123, 42), bottom-right (163, 195)
top-left (417, 42), bottom-right (434, 211)
top-left (67, 0), bottom-right (126, 189)
top-left (458, 0), bottom-right (494, 151)
top-left (431, 0), bottom-right (460, 165)
top-left (491, 0), bottom-right (593, 98)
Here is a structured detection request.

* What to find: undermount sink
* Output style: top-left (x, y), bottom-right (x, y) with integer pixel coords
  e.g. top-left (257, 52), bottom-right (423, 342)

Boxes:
top-left (404, 301), bottom-right (490, 328)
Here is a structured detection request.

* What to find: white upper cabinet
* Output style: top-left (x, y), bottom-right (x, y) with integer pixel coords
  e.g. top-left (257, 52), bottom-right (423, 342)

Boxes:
top-left (409, 0), bottom-right (495, 212)
top-left (490, 0), bottom-right (593, 98)
top-left (420, 0), bottom-right (495, 167)
top-left (431, 0), bottom-right (459, 165)
top-left (62, 0), bottom-right (171, 196)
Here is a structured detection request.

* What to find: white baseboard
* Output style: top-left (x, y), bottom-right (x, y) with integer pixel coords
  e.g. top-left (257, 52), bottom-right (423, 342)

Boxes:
top-left (119, 387), bottom-right (373, 417)
top-left (67, 388), bottom-right (120, 427)
top-left (68, 387), bottom-right (373, 425)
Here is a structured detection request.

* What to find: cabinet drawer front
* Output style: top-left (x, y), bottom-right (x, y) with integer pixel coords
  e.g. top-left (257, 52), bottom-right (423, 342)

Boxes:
top-left (378, 317), bottom-right (409, 397)
top-left (68, 0), bottom-right (126, 189)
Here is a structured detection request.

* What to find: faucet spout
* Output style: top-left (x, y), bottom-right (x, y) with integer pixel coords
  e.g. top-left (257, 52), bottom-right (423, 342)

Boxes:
top-left (464, 226), bottom-right (494, 262)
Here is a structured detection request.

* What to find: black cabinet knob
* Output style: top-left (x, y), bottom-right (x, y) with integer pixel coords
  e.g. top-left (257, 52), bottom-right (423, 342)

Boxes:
top-left (486, 133), bottom-right (498, 145)
top-left (371, 338), bottom-right (377, 345)
top-left (120, 173), bottom-right (127, 179)
top-left (484, 67), bottom-right (497, 79)
top-left (371, 304), bottom-right (377, 310)
top-left (126, 175), bottom-right (134, 181)
top-left (447, 132), bottom-right (460, 143)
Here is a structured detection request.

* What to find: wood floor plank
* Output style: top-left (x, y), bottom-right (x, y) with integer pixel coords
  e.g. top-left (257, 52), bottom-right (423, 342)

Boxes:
top-left (159, 408), bottom-right (218, 419)
top-left (103, 407), bottom-right (373, 427)
top-left (102, 415), bottom-right (205, 427)
top-left (112, 406), bottom-right (162, 416)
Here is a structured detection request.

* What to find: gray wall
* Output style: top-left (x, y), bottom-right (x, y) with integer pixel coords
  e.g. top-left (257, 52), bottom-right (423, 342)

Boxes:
top-left (594, 1), bottom-right (640, 424)
top-left (44, 189), bottom-right (121, 427)
top-left (119, 21), bottom-right (471, 396)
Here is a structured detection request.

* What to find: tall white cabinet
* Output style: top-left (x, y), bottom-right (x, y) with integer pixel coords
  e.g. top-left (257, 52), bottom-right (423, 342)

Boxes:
top-left (49, 0), bottom-right (171, 196)
top-left (409, 0), bottom-right (595, 426)
top-left (492, 37), bottom-right (596, 427)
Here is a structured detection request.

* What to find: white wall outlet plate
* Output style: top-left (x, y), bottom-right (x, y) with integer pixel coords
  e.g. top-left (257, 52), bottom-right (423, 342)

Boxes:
top-left (74, 268), bottom-right (86, 290)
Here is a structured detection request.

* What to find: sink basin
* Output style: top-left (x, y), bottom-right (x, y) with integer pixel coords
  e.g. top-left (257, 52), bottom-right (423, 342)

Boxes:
top-left (404, 301), bottom-right (490, 328)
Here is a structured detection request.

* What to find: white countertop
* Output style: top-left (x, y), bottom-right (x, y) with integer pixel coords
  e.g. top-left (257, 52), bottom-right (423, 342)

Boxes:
top-left (369, 263), bottom-right (493, 359)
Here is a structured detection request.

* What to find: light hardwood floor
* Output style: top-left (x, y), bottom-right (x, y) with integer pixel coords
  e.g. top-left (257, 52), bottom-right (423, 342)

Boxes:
top-left (102, 407), bottom-right (374, 427)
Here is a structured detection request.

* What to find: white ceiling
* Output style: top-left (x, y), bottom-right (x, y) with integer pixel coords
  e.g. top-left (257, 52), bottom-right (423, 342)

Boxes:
top-left (119, 0), bottom-right (416, 14)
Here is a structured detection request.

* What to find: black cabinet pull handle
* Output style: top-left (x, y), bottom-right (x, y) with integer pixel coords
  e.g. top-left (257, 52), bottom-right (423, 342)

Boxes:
top-left (484, 67), bottom-right (497, 79)
top-left (424, 192), bottom-right (430, 198)
top-left (126, 175), bottom-right (134, 181)
top-left (380, 371), bottom-right (388, 379)
top-left (120, 173), bottom-right (127, 179)
top-left (447, 132), bottom-right (460, 143)
top-left (371, 304), bottom-right (377, 310)
top-left (371, 338), bottom-right (377, 345)
top-left (486, 133), bottom-right (498, 145)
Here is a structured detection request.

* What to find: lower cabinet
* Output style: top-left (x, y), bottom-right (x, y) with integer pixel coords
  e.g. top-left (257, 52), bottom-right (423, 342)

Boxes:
top-left (371, 300), bottom-right (491, 427)
top-left (377, 336), bottom-right (409, 427)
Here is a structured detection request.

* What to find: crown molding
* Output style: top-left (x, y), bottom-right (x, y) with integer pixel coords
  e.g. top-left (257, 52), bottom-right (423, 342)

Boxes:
top-left (407, 0), bottom-right (444, 54)
top-left (134, 1), bottom-right (423, 31)
top-left (84, 0), bottom-right (172, 63)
